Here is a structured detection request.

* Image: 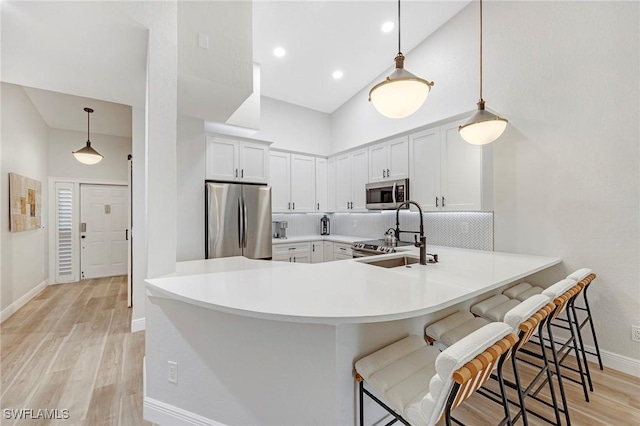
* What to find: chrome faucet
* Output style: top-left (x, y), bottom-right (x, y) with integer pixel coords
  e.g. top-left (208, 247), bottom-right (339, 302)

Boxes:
top-left (395, 200), bottom-right (427, 265)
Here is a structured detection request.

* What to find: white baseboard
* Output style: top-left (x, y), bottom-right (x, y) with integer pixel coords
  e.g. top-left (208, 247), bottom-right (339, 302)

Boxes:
top-left (131, 317), bottom-right (146, 333)
top-left (143, 397), bottom-right (226, 426)
top-left (0, 279), bottom-right (48, 323)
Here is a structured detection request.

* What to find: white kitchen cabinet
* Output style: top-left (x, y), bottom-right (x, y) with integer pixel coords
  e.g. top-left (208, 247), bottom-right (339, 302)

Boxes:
top-left (315, 158), bottom-right (327, 212)
top-left (272, 242), bottom-right (311, 263)
top-left (270, 152), bottom-right (318, 213)
top-left (290, 154), bottom-right (316, 212)
top-left (310, 241), bottom-right (324, 264)
top-left (336, 149), bottom-right (368, 212)
top-left (206, 136), bottom-right (269, 184)
top-left (368, 136), bottom-right (408, 182)
top-left (334, 242), bottom-right (353, 260)
top-left (270, 151), bottom-right (291, 212)
top-left (409, 120), bottom-right (489, 212)
top-left (323, 241), bottom-right (334, 262)
top-left (327, 157), bottom-right (336, 212)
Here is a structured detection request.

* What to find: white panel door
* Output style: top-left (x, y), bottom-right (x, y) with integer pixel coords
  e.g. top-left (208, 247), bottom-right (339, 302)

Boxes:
top-left (387, 136), bottom-right (409, 180)
top-left (323, 241), bottom-right (334, 262)
top-left (310, 242), bottom-right (324, 263)
top-left (80, 184), bottom-right (128, 279)
top-left (368, 143), bottom-right (387, 182)
top-left (327, 157), bottom-right (336, 212)
top-left (409, 128), bottom-right (441, 211)
top-left (315, 158), bottom-right (327, 212)
top-left (335, 154), bottom-right (351, 212)
top-left (441, 122), bottom-right (482, 211)
top-left (240, 141), bottom-right (269, 184)
top-left (269, 152), bottom-right (291, 212)
top-left (350, 149), bottom-right (369, 211)
top-left (206, 136), bottom-right (239, 181)
top-left (290, 154), bottom-right (315, 212)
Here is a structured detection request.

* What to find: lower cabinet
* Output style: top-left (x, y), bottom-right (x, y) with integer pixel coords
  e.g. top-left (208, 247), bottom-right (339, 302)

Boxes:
top-left (272, 240), bottom-right (355, 263)
top-left (334, 243), bottom-right (353, 260)
top-left (272, 243), bottom-right (311, 263)
top-left (323, 242), bottom-right (334, 262)
top-left (311, 242), bottom-right (324, 264)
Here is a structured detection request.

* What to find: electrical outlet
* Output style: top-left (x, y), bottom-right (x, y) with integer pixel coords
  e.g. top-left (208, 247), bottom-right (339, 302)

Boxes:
top-left (168, 361), bottom-right (178, 383)
top-left (460, 222), bottom-right (469, 234)
top-left (632, 326), bottom-right (640, 343)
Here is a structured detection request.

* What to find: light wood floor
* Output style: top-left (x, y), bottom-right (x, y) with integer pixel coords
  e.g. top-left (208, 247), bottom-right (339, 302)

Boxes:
top-left (1, 276), bottom-right (149, 426)
top-left (3, 278), bottom-right (640, 426)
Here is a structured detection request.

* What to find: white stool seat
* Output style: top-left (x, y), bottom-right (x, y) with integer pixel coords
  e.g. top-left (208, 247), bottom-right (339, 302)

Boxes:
top-left (567, 268), bottom-right (592, 283)
top-left (481, 298), bottom-right (521, 322)
top-left (425, 311), bottom-right (489, 349)
top-left (471, 294), bottom-right (510, 317)
top-left (502, 282), bottom-right (533, 299)
top-left (356, 323), bottom-right (513, 426)
top-left (513, 286), bottom-right (543, 301)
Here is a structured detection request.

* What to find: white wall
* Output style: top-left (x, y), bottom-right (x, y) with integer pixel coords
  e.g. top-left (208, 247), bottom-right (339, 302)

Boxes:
top-left (176, 115), bottom-right (205, 262)
top-left (252, 96), bottom-right (331, 156)
top-left (49, 129), bottom-right (131, 182)
top-left (331, 2), bottom-right (640, 364)
top-left (1, 83), bottom-right (49, 313)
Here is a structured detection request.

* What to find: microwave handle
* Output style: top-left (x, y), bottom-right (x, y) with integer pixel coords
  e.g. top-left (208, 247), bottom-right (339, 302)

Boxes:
top-left (392, 182), bottom-right (397, 204)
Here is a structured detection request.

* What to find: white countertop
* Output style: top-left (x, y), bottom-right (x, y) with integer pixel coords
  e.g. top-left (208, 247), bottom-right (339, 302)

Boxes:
top-left (271, 234), bottom-right (365, 245)
top-left (146, 246), bottom-right (561, 325)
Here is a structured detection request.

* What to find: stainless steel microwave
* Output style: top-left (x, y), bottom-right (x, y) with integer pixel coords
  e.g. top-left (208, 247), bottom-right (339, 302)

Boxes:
top-left (365, 179), bottom-right (409, 210)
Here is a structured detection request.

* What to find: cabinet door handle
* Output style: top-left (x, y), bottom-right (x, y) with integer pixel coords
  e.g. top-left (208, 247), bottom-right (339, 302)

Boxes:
top-left (288, 247), bottom-right (296, 250)
top-left (312, 244), bottom-right (315, 252)
top-left (292, 202), bottom-right (295, 210)
top-left (383, 169), bottom-right (386, 178)
top-left (350, 202), bottom-right (353, 209)
top-left (293, 256), bottom-right (296, 263)
top-left (442, 196), bottom-right (446, 207)
top-left (288, 202), bottom-right (291, 210)
top-left (235, 168), bottom-right (238, 178)
top-left (289, 257), bottom-right (291, 262)
top-left (317, 203), bottom-right (320, 210)
top-left (436, 196), bottom-right (439, 207)
top-left (241, 169), bottom-right (244, 178)
top-left (346, 202), bottom-right (349, 209)
top-left (387, 168), bottom-right (390, 177)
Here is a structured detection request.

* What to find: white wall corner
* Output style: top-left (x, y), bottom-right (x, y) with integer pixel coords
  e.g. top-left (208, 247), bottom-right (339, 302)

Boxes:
top-left (131, 317), bottom-right (146, 333)
top-left (0, 279), bottom-right (48, 323)
top-left (143, 397), bottom-right (227, 426)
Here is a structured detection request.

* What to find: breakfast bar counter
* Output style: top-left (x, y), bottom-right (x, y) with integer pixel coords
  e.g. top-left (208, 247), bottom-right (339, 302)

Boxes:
top-left (143, 246), bottom-right (561, 425)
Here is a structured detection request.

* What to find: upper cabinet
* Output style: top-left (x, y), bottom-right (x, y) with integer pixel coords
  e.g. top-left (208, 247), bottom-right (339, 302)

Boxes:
top-left (336, 149), bottom-right (368, 212)
top-left (409, 120), bottom-right (491, 212)
top-left (327, 157), bottom-right (336, 212)
top-left (368, 136), bottom-right (409, 183)
top-left (206, 136), bottom-right (269, 184)
top-left (270, 151), bottom-right (328, 213)
top-left (315, 157), bottom-right (328, 212)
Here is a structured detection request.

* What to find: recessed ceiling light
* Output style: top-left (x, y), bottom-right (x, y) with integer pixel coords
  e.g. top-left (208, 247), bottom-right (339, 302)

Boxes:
top-left (273, 47), bottom-right (286, 58)
top-left (332, 71), bottom-right (343, 80)
top-left (381, 21), bottom-right (394, 33)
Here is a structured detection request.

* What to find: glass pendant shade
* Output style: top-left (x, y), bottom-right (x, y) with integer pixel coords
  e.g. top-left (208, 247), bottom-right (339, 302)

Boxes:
top-left (458, 101), bottom-right (508, 145)
top-left (73, 142), bottom-right (104, 165)
top-left (369, 55), bottom-right (433, 119)
top-left (73, 107), bottom-right (103, 165)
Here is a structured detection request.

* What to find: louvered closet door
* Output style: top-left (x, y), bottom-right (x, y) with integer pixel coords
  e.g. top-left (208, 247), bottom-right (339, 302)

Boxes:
top-left (55, 183), bottom-right (78, 283)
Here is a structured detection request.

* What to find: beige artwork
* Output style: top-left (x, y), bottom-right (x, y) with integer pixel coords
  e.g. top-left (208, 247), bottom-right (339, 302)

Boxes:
top-left (9, 173), bottom-right (42, 232)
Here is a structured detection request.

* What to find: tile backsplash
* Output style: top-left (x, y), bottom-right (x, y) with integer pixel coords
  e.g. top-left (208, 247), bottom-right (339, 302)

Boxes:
top-left (273, 211), bottom-right (493, 251)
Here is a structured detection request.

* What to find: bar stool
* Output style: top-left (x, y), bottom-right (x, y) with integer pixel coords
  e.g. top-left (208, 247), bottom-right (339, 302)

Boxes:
top-left (566, 269), bottom-right (602, 370)
top-left (354, 323), bottom-right (518, 426)
top-left (425, 295), bottom-right (562, 426)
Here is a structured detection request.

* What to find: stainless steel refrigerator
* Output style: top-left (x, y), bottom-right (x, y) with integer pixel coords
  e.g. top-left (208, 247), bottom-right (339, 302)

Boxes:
top-left (205, 182), bottom-right (272, 260)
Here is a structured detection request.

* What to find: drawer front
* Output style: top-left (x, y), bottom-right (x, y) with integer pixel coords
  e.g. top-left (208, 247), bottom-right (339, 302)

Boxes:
top-left (273, 242), bottom-right (311, 255)
top-left (334, 243), bottom-right (353, 257)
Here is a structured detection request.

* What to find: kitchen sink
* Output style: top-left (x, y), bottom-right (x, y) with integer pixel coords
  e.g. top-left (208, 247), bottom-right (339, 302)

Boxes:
top-left (363, 256), bottom-right (420, 269)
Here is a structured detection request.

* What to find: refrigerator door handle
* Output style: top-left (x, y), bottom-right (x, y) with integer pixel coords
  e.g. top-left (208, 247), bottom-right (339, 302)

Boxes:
top-left (237, 197), bottom-right (243, 249)
top-left (242, 198), bottom-right (248, 248)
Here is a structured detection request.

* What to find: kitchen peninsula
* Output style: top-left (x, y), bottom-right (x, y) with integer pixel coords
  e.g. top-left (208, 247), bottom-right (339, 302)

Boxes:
top-left (144, 246), bottom-right (560, 425)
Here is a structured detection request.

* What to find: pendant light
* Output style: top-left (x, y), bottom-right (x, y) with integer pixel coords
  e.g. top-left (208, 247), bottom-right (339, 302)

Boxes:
top-left (458, 0), bottom-right (508, 145)
top-left (369, 0), bottom-right (434, 119)
top-left (73, 107), bottom-right (103, 165)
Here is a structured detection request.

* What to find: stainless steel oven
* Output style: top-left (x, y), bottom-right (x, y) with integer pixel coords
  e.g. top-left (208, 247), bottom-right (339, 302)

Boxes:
top-left (365, 179), bottom-right (409, 210)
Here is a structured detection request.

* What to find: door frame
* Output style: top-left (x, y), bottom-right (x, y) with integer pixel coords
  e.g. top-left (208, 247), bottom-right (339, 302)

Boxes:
top-left (48, 177), bottom-right (129, 292)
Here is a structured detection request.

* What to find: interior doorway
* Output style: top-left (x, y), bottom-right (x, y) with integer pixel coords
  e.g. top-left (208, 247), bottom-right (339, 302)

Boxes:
top-left (80, 184), bottom-right (128, 279)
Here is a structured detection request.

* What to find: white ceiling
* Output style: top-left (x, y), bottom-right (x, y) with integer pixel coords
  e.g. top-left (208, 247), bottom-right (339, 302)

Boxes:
top-left (253, 1), bottom-right (471, 113)
top-left (2, 1), bottom-right (471, 134)
top-left (24, 87), bottom-right (132, 139)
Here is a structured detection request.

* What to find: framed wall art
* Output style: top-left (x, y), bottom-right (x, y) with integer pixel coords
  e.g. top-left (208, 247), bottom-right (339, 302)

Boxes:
top-left (9, 172), bottom-right (42, 232)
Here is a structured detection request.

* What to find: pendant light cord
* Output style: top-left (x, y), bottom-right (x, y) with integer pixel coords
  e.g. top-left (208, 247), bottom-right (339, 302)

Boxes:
top-left (397, 0), bottom-right (401, 54)
top-left (87, 109), bottom-right (91, 141)
top-left (479, 0), bottom-right (483, 101)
